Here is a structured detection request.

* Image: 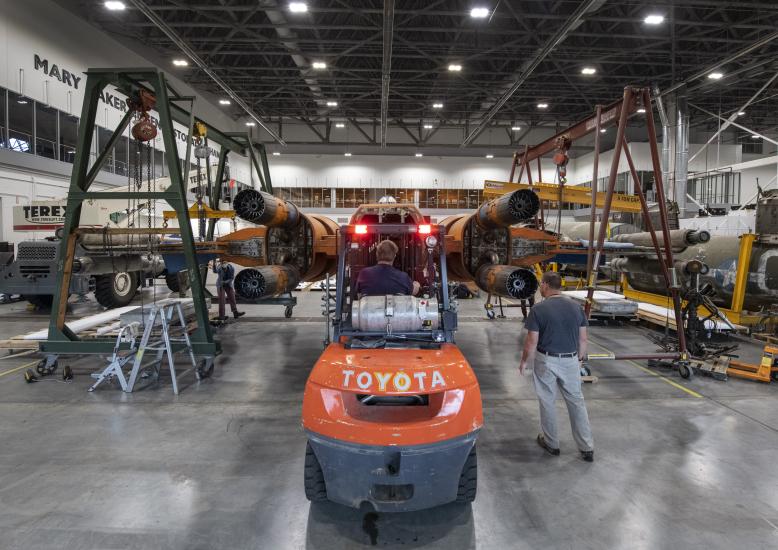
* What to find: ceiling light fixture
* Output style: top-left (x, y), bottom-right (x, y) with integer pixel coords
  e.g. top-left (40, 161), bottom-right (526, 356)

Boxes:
top-left (423, 124), bottom-right (433, 129)
top-left (485, 154), bottom-right (494, 159)
top-left (289, 2), bottom-right (308, 13)
top-left (344, 152), bottom-right (352, 156)
top-left (448, 64), bottom-right (462, 72)
top-left (432, 102), bottom-right (444, 109)
top-left (272, 152), bottom-right (281, 156)
top-left (537, 103), bottom-right (548, 109)
top-left (751, 134), bottom-right (761, 139)
top-left (104, 1), bottom-right (126, 10)
top-left (708, 72), bottom-right (724, 80)
top-left (312, 61), bottom-right (327, 69)
top-left (637, 108), bottom-right (646, 113)
top-left (245, 122), bottom-right (256, 127)
top-left (415, 153), bottom-right (424, 157)
top-left (600, 128), bottom-right (607, 133)
top-left (644, 14), bottom-right (664, 25)
top-left (335, 122), bottom-right (345, 128)
top-left (511, 126), bottom-right (521, 131)
top-left (581, 67), bottom-right (596, 75)
top-left (737, 111), bottom-right (746, 116)
top-left (219, 99), bottom-right (231, 105)
top-left (470, 7), bottom-right (489, 18)
top-left (172, 59), bottom-right (189, 67)
top-left (326, 101), bottom-right (338, 107)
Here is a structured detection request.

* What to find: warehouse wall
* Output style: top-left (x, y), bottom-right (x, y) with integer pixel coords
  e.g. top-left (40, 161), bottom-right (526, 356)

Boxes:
top-left (0, 0), bottom-right (237, 135)
top-left (267, 154), bottom-right (556, 189)
top-left (567, 142), bottom-right (743, 186)
top-left (0, 0), bottom-right (257, 243)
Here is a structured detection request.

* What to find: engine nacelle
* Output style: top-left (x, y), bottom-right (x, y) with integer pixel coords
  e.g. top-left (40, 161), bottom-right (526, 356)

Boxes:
top-left (234, 265), bottom-right (301, 300)
top-left (475, 265), bottom-right (538, 299)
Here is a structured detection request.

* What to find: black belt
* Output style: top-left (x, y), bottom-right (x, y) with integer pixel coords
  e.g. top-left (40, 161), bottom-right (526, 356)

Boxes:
top-left (538, 349), bottom-right (577, 358)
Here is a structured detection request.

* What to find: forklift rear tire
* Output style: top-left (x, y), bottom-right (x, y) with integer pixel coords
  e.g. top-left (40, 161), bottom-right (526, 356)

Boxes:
top-left (95, 272), bottom-right (138, 308)
top-left (25, 295), bottom-right (54, 309)
top-left (285, 306), bottom-right (294, 318)
top-left (455, 445), bottom-right (477, 503)
top-left (304, 442), bottom-right (328, 502)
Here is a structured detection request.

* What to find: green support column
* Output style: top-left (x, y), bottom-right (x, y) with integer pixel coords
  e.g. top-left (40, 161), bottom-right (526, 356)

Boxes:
top-left (42, 68), bottom-right (219, 356)
top-left (152, 71), bottom-right (216, 353)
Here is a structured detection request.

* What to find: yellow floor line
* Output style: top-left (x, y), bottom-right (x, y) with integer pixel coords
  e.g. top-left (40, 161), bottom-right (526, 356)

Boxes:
top-left (0, 360), bottom-right (40, 379)
top-left (588, 339), bottom-right (703, 398)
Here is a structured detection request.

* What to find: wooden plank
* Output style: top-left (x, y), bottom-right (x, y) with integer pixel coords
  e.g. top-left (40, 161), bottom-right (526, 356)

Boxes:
top-left (0, 340), bottom-right (40, 349)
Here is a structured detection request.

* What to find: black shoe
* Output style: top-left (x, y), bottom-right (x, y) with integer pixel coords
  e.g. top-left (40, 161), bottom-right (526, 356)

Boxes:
top-left (581, 450), bottom-right (594, 462)
top-left (536, 434), bottom-right (560, 456)
top-left (216, 316), bottom-right (228, 321)
top-left (233, 311), bottom-right (246, 319)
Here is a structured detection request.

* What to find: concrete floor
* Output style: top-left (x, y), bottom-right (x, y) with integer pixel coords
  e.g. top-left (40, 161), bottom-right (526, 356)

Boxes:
top-left (0, 289), bottom-right (777, 549)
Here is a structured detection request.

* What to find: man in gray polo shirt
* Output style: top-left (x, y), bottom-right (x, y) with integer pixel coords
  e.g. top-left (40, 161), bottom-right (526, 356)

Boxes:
top-left (519, 271), bottom-right (595, 462)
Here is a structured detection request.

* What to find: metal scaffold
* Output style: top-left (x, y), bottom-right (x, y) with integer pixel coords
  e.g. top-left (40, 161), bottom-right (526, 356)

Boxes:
top-left (39, 67), bottom-right (273, 366)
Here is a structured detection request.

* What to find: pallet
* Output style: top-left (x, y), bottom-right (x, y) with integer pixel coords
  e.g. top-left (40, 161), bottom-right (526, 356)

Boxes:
top-left (752, 332), bottom-right (778, 345)
top-left (0, 339), bottom-right (40, 350)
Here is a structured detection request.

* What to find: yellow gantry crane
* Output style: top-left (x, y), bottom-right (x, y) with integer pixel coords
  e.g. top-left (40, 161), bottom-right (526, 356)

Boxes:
top-left (483, 180), bottom-right (644, 213)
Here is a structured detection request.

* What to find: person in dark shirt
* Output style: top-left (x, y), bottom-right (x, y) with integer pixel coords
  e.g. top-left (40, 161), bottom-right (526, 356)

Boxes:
top-left (356, 240), bottom-right (420, 296)
top-left (519, 271), bottom-right (594, 462)
top-left (211, 258), bottom-right (245, 321)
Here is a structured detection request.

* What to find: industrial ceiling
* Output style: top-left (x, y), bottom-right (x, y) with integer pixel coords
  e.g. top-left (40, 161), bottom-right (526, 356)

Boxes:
top-left (59, 1), bottom-right (778, 154)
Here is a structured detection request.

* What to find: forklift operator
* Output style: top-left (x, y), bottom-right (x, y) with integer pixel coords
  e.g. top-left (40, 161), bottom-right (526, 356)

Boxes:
top-left (356, 239), bottom-right (421, 297)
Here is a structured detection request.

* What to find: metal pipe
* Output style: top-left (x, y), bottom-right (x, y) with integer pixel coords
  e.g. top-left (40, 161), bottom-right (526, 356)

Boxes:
top-left (660, 94), bottom-right (675, 205)
top-left (609, 258), bottom-right (706, 276)
top-left (675, 90), bottom-right (690, 217)
top-left (72, 255), bottom-right (164, 275)
top-left (586, 87), bottom-right (634, 314)
top-left (380, 1), bottom-right (395, 147)
top-left (587, 353), bottom-right (681, 361)
top-left (612, 229), bottom-right (710, 249)
top-left (642, 88), bottom-right (688, 355)
top-left (622, 139), bottom-right (672, 286)
top-left (584, 105), bottom-right (602, 317)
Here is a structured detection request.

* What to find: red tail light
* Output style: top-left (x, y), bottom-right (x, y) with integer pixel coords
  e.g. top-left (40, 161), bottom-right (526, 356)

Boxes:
top-left (355, 224), bottom-right (368, 234)
top-left (418, 224), bottom-right (431, 234)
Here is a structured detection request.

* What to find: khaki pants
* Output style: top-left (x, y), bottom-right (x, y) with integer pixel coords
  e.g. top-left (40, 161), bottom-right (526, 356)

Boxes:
top-left (532, 353), bottom-right (594, 452)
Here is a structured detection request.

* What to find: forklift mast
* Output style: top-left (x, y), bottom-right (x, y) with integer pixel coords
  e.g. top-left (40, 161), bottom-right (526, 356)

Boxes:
top-left (331, 209), bottom-right (457, 346)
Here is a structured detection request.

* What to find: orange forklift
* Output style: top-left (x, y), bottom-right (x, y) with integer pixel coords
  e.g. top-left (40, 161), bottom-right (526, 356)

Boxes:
top-left (301, 203), bottom-right (483, 512)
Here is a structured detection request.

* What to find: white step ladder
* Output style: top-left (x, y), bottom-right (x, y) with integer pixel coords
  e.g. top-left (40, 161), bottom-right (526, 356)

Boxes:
top-left (90, 302), bottom-right (207, 394)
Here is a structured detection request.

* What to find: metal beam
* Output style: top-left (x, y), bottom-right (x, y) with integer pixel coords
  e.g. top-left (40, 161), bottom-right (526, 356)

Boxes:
top-left (689, 70), bottom-right (778, 164)
top-left (380, 1), bottom-right (395, 147)
top-left (689, 103), bottom-right (778, 145)
top-left (461, 0), bottom-right (604, 146)
top-left (661, 29), bottom-right (778, 97)
top-left (126, 0), bottom-right (285, 145)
